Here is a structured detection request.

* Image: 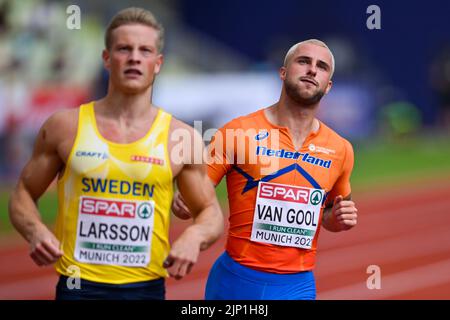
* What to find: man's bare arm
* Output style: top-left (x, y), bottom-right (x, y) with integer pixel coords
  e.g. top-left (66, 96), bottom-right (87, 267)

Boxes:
top-left (165, 128), bottom-right (224, 279)
top-left (9, 111), bottom-right (73, 265)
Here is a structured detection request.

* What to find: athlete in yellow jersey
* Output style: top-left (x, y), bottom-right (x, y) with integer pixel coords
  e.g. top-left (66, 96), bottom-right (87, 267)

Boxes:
top-left (8, 8), bottom-right (223, 300)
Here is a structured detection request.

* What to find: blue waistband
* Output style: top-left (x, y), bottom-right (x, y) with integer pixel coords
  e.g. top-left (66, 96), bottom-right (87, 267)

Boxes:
top-left (219, 251), bottom-right (312, 284)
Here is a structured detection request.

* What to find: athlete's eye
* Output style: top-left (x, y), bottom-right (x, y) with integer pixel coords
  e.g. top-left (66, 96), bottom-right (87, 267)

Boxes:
top-left (317, 62), bottom-right (330, 72)
top-left (141, 48), bottom-right (153, 55)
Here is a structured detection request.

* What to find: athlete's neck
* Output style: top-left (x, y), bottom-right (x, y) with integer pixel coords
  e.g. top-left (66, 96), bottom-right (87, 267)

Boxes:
top-left (269, 99), bottom-right (319, 133)
top-left (99, 89), bottom-right (155, 120)
top-left (265, 95), bottom-right (320, 150)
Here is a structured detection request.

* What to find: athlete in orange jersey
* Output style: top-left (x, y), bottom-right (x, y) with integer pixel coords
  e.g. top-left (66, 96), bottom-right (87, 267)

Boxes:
top-left (172, 39), bottom-right (358, 299)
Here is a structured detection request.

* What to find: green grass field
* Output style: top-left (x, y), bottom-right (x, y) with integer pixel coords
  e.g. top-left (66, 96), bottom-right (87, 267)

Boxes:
top-left (1, 136), bottom-right (450, 235)
top-left (352, 135), bottom-right (450, 189)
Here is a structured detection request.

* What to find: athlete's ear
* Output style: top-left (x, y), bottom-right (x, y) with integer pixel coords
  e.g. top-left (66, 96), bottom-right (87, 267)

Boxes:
top-left (154, 53), bottom-right (164, 75)
top-left (279, 66), bottom-right (287, 81)
top-left (102, 49), bottom-right (110, 71)
top-left (324, 80), bottom-right (333, 95)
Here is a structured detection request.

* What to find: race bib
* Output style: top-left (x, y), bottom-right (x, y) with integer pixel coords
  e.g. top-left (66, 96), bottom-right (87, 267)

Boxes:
top-left (74, 196), bottom-right (155, 267)
top-left (250, 182), bottom-right (324, 249)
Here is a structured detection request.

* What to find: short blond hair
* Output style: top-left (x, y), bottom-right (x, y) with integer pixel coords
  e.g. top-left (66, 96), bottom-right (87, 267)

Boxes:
top-left (104, 7), bottom-right (164, 52)
top-left (283, 39), bottom-right (335, 78)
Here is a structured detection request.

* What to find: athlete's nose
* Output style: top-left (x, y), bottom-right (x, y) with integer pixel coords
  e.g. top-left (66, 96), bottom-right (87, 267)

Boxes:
top-left (128, 48), bottom-right (141, 65)
top-left (306, 63), bottom-right (317, 77)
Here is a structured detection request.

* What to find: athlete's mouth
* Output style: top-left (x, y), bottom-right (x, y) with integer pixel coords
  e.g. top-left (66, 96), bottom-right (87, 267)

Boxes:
top-left (124, 68), bottom-right (143, 75)
top-left (300, 77), bottom-right (318, 86)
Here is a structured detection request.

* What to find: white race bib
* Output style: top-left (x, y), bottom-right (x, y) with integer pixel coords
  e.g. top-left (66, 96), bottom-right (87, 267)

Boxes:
top-left (250, 182), bottom-right (324, 249)
top-left (74, 196), bottom-right (155, 267)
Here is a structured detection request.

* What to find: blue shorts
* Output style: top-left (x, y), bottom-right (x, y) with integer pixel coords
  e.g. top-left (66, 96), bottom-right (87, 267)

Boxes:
top-left (205, 251), bottom-right (316, 300)
top-left (55, 275), bottom-right (165, 300)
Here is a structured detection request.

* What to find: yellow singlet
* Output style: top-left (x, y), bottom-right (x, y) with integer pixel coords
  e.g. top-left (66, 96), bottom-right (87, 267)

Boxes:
top-left (55, 102), bottom-right (173, 284)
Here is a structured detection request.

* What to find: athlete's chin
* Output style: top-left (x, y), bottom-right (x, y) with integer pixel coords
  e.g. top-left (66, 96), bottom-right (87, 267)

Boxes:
top-left (297, 87), bottom-right (320, 98)
top-left (289, 90), bottom-right (324, 106)
top-left (295, 91), bottom-right (318, 102)
top-left (119, 83), bottom-right (151, 95)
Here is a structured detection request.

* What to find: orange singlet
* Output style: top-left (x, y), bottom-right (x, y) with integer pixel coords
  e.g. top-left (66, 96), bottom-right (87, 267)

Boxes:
top-left (208, 108), bottom-right (354, 274)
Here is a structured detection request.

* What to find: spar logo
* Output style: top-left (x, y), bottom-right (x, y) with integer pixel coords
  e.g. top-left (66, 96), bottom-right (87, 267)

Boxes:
top-left (137, 202), bottom-right (153, 219)
top-left (79, 197), bottom-right (153, 219)
top-left (310, 190), bottom-right (323, 205)
top-left (258, 182), bottom-right (310, 204)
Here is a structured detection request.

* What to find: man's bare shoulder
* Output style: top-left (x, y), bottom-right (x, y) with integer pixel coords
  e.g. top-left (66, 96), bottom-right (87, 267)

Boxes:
top-left (40, 108), bottom-right (79, 145)
top-left (169, 116), bottom-right (195, 133)
top-left (168, 116), bottom-right (204, 168)
top-left (168, 116), bottom-right (203, 141)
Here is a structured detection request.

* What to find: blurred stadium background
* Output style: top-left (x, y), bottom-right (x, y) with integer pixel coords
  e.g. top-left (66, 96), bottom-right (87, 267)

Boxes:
top-left (0, 0), bottom-right (450, 299)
